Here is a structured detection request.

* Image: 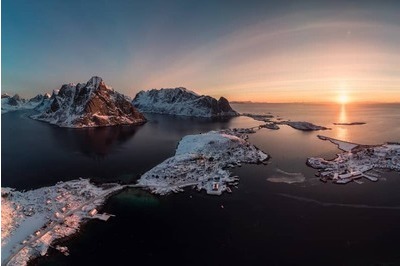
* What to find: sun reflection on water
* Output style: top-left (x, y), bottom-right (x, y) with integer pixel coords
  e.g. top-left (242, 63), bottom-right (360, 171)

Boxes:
top-left (339, 104), bottom-right (347, 123)
top-left (335, 104), bottom-right (348, 141)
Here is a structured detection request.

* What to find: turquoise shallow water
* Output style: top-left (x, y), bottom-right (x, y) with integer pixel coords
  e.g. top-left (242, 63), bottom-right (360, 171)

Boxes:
top-left (2, 103), bottom-right (400, 265)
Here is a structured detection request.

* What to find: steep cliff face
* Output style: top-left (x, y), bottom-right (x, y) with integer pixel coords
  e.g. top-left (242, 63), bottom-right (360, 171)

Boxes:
top-left (32, 76), bottom-right (146, 128)
top-left (132, 87), bottom-right (238, 117)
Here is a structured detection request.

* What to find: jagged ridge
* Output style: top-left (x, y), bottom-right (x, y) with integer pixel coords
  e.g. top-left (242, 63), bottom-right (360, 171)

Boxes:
top-left (132, 87), bottom-right (238, 117)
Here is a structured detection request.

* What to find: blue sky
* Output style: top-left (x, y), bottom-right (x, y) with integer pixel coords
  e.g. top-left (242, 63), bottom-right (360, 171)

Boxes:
top-left (2, 0), bottom-right (400, 102)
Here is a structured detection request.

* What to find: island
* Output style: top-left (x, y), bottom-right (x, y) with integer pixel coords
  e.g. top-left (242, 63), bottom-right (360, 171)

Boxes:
top-left (31, 76), bottom-right (147, 128)
top-left (132, 87), bottom-right (239, 117)
top-left (242, 113), bottom-right (274, 122)
top-left (307, 135), bottom-right (400, 184)
top-left (260, 122), bottom-right (280, 130)
top-left (281, 121), bottom-right (330, 131)
top-left (333, 122), bottom-right (366, 126)
top-left (138, 128), bottom-right (269, 195)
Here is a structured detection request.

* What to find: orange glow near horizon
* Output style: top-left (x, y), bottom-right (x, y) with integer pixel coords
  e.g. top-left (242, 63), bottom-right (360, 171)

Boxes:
top-left (124, 17), bottom-right (400, 104)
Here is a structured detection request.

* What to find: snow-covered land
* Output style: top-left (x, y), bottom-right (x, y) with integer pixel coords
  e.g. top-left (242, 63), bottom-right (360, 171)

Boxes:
top-left (132, 87), bottom-right (239, 117)
top-left (242, 113), bottom-right (274, 122)
top-left (281, 121), bottom-right (330, 131)
top-left (137, 129), bottom-right (269, 195)
top-left (31, 76), bottom-right (146, 128)
top-left (1, 94), bottom-right (50, 114)
top-left (307, 135), bottom-right (400, 184)
top-left (242, 112), bottom-right (328, 131)
top-left (317, 135), bottom-right (358, 152)
top-left (1, 179), bottom-right (123, 266)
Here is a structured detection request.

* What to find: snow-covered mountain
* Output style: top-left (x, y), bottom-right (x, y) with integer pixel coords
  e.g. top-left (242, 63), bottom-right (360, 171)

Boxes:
top-left (132, 87), bottom-right (238, 117)
top-left (2, 94), bottom-right (31, 113)
top-left (31, 76), bottom-right (146, 128)
top-left (2, 93), bottom-right (58, 114)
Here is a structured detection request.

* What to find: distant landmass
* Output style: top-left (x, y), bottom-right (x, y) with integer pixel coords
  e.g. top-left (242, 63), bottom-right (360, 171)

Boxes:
top-left (31, 76), bottom-right (146, 128)
top-left (230, 100), bottom-right (254, 104)
top-left (333, 122), bottom-right (366, 126)
top-left (132, 87), bottom-right (238, 117)
top-left (1, 93), bottom-right (50, 114)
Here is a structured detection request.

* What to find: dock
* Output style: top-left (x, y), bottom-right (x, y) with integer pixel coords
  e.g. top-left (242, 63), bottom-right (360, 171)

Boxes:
top-left (362, 174), bottom-right (378, 182)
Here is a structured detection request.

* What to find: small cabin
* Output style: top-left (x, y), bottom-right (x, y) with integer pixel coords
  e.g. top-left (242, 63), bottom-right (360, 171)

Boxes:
top-left (212, 182), bottom-right (219, 191)
top-left (88, 209), bottom-right (98, 217)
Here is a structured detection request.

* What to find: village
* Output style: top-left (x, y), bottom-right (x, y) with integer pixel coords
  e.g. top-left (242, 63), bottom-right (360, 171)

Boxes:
top-left (307, 136), bottom-right (400, 184)
top-left (1, 179), bottom-right (123, 266)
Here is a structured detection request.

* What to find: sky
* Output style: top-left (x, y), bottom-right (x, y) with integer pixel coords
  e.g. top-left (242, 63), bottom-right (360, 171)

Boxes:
top-left (2, 0), bottom-right (400, 103)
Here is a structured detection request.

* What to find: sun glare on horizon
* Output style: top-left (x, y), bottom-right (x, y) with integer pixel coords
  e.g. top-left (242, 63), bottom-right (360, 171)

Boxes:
top-left (338, 91), bottom-right (349, 105)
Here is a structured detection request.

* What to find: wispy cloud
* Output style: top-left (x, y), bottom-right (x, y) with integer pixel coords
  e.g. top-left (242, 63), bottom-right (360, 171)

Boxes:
top-left (125, 12), bottom-right (400, 102)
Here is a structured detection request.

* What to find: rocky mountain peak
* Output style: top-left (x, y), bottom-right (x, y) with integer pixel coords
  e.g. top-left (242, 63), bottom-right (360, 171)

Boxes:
top-left (31, 77), bottom-right (146, 128)
top-left (86, 76), bottom-right (103, 89)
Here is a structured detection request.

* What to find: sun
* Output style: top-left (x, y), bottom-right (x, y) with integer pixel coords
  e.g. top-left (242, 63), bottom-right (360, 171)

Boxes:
top-left (338, 93), bottom-right (349, 105)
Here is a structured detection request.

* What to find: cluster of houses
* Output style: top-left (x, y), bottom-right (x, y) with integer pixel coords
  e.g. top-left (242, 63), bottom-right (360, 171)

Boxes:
top-left (307, 143), bottom-right (400, 184)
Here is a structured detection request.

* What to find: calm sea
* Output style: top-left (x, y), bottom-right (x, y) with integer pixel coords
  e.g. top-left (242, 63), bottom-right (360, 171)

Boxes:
top-left (2, 103), bottom-right (400, 265)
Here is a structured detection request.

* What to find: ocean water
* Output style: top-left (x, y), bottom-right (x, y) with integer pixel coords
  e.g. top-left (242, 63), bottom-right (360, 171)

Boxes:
top-left (2, 103), bottom-right (400, 265)
top-left (2, 111), bottom-right (258, 190)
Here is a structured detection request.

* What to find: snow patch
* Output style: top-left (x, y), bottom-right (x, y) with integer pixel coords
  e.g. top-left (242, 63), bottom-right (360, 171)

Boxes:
top-left (267, 169), bottom-right (306, 184)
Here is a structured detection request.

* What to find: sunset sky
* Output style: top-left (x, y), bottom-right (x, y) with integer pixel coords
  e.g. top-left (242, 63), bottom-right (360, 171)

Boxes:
top-left (2, 0), bottom-right (400, 103)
